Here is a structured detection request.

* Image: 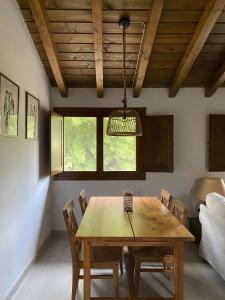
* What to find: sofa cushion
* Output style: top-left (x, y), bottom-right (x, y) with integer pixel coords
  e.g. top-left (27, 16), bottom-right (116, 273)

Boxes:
top-left (206, 192), bottom-right (225, 219)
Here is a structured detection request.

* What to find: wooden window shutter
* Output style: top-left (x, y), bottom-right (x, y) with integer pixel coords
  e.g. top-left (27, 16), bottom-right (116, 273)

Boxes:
top-left (142, 115), bottom-right (173, 172)
top-left (209, 115), bottom-right (225, 171)
top-left (50, 112), bottom-right (64, 175)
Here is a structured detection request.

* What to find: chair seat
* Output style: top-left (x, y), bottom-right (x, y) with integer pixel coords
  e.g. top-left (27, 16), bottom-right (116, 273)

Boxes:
top-left (79, 245), bottom-right (122, 263)
top-left (132, 246), bottom-right (174, 258)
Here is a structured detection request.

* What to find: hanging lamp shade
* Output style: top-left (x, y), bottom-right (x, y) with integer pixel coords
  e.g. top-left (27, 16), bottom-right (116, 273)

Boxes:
top-left (107, 108), bottom-right (142, 136)
top-left (106, 17), bottom-right (142, 137)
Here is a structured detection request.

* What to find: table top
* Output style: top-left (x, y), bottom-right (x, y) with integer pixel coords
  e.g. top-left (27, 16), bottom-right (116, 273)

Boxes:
top-left (76, 196), bottom-right (134, 241)
top-left (76, 196), bottom-right (194, 242)
top-left (128, 196), bottom-right (194, 241)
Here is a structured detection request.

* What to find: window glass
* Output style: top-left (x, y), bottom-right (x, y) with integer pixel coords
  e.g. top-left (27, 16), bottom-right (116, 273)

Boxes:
top-left (64, 117), bottom-right (97, 171)
top-left (103, 117), bottom-right (136, 171)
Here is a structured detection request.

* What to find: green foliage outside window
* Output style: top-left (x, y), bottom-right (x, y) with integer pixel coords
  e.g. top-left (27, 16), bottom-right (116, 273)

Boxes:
top-left (103, 118), bottom-right (136, 171)
top-left (64, 117), bottom-right (136, 172)
top-left (64, 117), bottom-right (97, 171)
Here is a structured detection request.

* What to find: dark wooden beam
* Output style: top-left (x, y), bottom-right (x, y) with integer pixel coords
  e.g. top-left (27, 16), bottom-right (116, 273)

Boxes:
top-left (205, 60), bottom-right (225, 97)
top-left (169, 0), bottom-right (225, 98)
top-left (133, 0), bottom-right (164, 98)
top-left (92, 0), bottom-right (103, 97)
top-left (28, 0), bottom-right (67, 97)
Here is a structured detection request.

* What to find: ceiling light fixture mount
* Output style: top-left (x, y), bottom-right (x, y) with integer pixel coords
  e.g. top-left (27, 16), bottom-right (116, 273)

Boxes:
top-left (106, 18), bottom-right (142, 136)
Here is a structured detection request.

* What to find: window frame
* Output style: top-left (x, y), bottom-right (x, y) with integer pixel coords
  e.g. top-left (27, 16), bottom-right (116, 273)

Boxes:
top-left (53, 107), bottom-right (146, 180)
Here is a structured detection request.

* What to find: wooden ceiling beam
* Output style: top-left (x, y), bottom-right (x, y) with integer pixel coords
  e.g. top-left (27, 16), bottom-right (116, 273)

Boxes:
top-left (92, 0), bottom-right (104, 97)
top-left (205, 60), bottom-right (225, 97)
top-left (28, 0), bottom-right (67, 97)
top-left (169, 0), bottom-right (225, 98)
top-left (133, 0), bottom-right (164, 98)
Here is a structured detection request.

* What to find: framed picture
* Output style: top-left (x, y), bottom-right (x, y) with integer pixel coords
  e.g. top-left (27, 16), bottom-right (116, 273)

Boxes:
top-left (26, 92), bottom-right (39, 140)
top-left (0, 73), bottom-right (19, 137)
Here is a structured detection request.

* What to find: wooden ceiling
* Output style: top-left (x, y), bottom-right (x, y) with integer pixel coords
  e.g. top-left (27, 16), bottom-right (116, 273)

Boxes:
top-left (16, 0), bottom-right (225, 97)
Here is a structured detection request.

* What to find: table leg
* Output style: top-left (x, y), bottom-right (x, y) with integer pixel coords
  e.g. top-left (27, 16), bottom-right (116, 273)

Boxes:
top-left (124, 249), bottom-right (135, 300)
top-left (174, 241), bottom-right (184, 300)
top-left (84, 240), bottom-right (91, 300)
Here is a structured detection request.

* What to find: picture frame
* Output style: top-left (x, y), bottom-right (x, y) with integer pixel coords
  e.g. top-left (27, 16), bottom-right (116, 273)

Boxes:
top-left (26, 92), bottom-right (39, 140)
top-left (0, 73), bottom-right (19, 137)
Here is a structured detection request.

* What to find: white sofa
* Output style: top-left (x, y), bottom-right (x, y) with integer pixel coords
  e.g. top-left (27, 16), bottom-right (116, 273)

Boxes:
top-left (199, 192), bottom-right (225, 281)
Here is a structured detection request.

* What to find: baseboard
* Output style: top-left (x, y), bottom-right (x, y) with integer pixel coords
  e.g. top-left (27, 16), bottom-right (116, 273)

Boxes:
top-left (4, 255), bottom-right (35, 300)
top-left (4, 233), bottom-right (51, 300)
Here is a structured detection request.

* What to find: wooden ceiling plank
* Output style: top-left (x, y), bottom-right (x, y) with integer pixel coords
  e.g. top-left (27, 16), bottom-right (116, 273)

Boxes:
top-left (18, 0), bottom-right (208, 10)
top-left (205, 62), bottom-right (225, 96)
top-left (92, 0), bottom-right (104, 97)
top-left (133, 0), bottom-right (164, 98)
top-left (28, 0), bottom-right (67, 96)
top-left (21, 9), bottom-right (206, 23)
top-left (39, 52), bottom-right (138, 62)
top-left (169, 0), bottom-right (225, 98)
top-left (43, 60), bottom-right (138, 69)
top-left (32, 32), bottom-right (225, 45)
top-left (27, 21), bottom-right (210, 35)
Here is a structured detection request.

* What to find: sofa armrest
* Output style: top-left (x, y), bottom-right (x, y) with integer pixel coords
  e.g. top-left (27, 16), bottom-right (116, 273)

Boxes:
top-left (199, 204), bottom-right (225, 281)
top-left (199, 204), bottom-right (225, 252)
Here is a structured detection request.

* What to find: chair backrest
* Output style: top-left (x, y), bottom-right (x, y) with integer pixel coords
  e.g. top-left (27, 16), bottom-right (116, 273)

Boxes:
top-left (79, 189), bottom-right (88, 216)
top-left (160, 189), bottom-right (173, 211)
top-left (63, 200), bottom-right (80, 266)
top-left (170, 198), bottom-right (188, 226)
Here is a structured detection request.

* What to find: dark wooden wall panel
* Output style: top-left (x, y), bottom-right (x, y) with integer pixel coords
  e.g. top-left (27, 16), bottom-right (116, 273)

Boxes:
top-left (142, 115), bottom-right (173, 172)
top-left (209, 114), bottom-right (225, 171)
top-left (50, 112), bottom-right (64, 175)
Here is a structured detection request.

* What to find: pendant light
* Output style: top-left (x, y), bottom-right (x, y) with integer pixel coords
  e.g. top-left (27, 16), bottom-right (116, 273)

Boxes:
top-left (106, 18), bottom-right (142, 136)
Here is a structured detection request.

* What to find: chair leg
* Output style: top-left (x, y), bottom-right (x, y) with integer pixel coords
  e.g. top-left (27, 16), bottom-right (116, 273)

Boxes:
top-left (163, 255), bottom-right (174, 281)
top-left (134, 259), bottom-right (141, 296)
top-left (120, 255), bottom-right (123, 274)
top-left (112, 262), bottom-right (119, 297)
top-left (72, 266), bottom-right (80, 300)
top-left (167, 270), bottom-right (174, 281)
top-left (129, 250), bottom-right (135, 277)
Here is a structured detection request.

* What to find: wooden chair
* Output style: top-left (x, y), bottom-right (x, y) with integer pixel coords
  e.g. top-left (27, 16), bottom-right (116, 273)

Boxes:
top-left (79, 189), bottom-right (88, 216)
top-left (63, 200), bottom-right (122, 299)
top-left (160, 188), bottom-right (173, 211)
top-left (170, 198), bottom-right (188, 226)
top-left (131, 198), bottom-right (188, 294)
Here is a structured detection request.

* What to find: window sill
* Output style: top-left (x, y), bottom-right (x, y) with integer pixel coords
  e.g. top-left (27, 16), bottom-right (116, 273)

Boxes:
top-left (53, 171), bottom-right (146, 180)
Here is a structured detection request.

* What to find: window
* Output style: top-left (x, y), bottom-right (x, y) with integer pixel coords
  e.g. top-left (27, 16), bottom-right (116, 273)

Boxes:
top-left (52, 107), bottom-right (146, 180)
top-left (50, 108), bottom-right (174, 180)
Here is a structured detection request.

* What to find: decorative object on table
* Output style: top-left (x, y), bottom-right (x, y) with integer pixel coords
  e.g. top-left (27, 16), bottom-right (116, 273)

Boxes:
top-left (196, 177), bottom-right (225, 203)
top-left (25, 92), bottom-right (39, 140)
top-left (106, 18), bottom-right (142, 136)
top-left (123, 190), bottom-right (133, 211)
top-left (0, 73), bottom-right (19, 137)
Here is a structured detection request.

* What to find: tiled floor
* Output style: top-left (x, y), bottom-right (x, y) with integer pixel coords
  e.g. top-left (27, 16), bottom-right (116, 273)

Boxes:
top-left (12, 234), bottom-right (225, 300)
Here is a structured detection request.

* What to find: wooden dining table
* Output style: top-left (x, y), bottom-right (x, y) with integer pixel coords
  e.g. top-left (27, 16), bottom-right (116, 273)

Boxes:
top-left (76, 196), bottom-right (194, 300)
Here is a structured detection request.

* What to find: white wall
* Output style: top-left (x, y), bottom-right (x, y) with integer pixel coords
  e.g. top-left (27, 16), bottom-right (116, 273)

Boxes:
top-left (51, 87), bottom-right (225, 230)
top-left (0, 1), bottom-right (51, 299)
